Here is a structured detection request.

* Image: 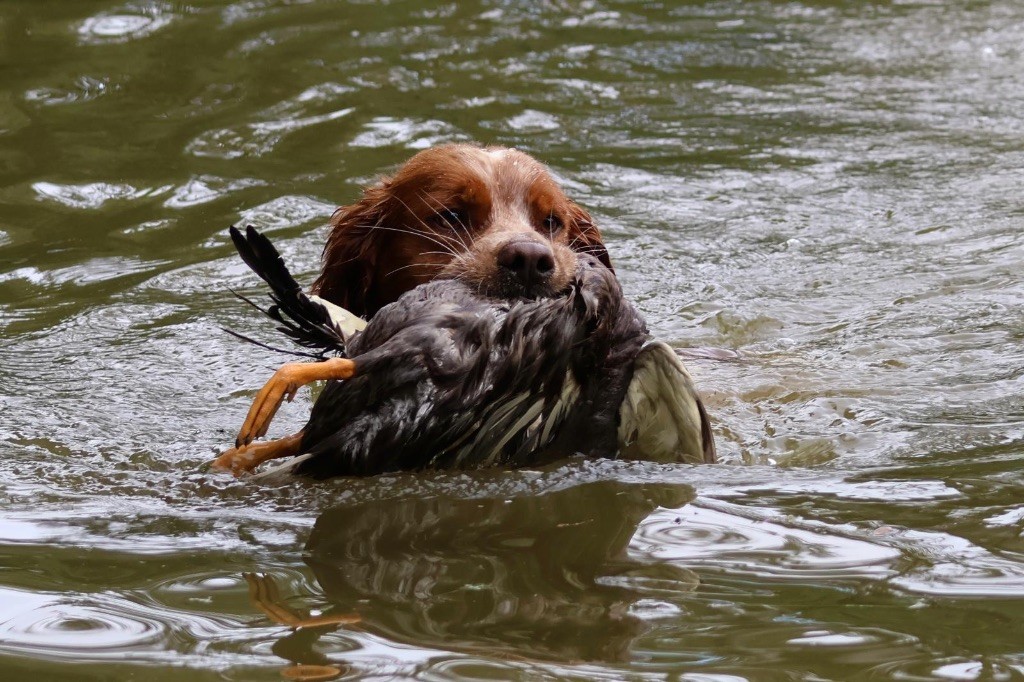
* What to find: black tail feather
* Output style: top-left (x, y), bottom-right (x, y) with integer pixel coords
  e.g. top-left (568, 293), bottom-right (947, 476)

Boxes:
top-left (227, 225), bottom-right (348, 356)
top-left (227, 289), bottom-right (332, 358)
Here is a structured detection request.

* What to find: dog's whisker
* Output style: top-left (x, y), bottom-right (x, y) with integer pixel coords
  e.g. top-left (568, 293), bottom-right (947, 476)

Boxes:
top-left (567, 233), bottom-right (587, 250)
top-left (366, 218), bottom-right (458, 249)
top-left (367, 223), bottom-right (459, 257)
top-left (384, 261), bottom-right (444, 278)
top-left (391, 195), bottom-right (465, 255)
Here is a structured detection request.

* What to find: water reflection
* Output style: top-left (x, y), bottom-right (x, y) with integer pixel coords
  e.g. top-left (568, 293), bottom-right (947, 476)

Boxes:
top-left (272, 480), bottom-right (694, 665)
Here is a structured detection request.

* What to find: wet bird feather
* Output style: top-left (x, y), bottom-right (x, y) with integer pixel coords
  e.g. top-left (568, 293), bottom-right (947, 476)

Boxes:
top-left (226, 225), bottom-right (715, 478)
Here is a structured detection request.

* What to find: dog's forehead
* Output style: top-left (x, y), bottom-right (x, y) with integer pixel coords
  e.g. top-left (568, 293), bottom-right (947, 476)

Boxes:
top-left (393, 144), bottom-right (565, 209)
top-left (475, 147), bottom-right (561, 204)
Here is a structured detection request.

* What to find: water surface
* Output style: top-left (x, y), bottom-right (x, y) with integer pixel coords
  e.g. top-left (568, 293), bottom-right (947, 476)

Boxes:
top-left (2, 1), bottom-right (1023, 679)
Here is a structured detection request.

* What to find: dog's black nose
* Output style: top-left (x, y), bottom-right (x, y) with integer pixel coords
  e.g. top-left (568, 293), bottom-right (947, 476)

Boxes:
top-left (496, 240), bottom-right (555, 289)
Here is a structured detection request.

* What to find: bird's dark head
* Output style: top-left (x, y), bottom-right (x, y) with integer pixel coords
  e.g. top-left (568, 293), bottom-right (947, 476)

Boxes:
top-left (569, 253), bottom-right (629, 325)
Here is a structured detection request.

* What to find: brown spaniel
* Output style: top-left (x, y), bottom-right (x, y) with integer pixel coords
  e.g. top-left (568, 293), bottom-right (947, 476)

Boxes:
top-left (220, 144), bottom-right (614, 461)
top-left (312, 143), bottom-right (611, 317)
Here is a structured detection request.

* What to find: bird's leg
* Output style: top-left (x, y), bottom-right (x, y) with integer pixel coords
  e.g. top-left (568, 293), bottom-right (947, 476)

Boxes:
top-left (236, 357), bottom-right (357, 447)
top-left (244, 573), bottom-right (360, 629)
top-left (212, 430), bottom-right (305, 476)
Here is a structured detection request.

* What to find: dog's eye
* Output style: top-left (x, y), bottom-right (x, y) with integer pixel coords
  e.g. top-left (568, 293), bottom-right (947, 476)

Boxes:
top-left (430, 208), bottom-right (469, 230)
top-left (543, 214), bottom-right (564, 234)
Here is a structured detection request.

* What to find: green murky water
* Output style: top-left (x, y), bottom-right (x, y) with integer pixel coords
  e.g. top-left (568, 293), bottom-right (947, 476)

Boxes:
top-left (2, 1), bottom-right (1023, 679)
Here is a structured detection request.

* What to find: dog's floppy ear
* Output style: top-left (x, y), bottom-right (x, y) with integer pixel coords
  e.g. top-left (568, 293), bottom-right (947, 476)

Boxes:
top-left (565, 201), bottom-right (613, 271)
top-left (312, 182), bottom-right (391, 318)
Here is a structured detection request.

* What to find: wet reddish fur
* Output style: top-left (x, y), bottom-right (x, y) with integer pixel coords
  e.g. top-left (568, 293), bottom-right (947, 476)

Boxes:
top-left (311, 144), bottom-right (611, 317)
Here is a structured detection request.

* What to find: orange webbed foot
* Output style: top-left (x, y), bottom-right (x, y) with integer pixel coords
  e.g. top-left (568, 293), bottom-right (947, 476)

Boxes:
top-left (210, 431), bottom-right (304, 476)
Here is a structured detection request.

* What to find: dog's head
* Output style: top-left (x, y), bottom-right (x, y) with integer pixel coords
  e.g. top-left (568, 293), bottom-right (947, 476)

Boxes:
top-left (313, 144), bottom-right (611, 316)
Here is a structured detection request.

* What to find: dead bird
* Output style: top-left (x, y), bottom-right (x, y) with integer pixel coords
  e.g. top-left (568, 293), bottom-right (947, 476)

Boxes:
top-left (213, 226), bottom-right (715, 478)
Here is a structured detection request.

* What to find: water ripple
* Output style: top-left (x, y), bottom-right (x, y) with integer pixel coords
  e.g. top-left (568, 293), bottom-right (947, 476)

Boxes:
top-left (868, 657), bottom-right (1020, 682)
top-left (24, 76), bottom-right (115, 107)
top-left (77, 10), bottom-right (175, 45)
top-left (32, 182), bottom-right (155, 209)
top-left (349, 117), bottom-right (461, 149)
top-left (0, 257), bottom-right (166, 288)
top-left (186, 83), bottom-right (355, 159)
top-left (236, 195), bottom-right (336, 231)
top-left (505, 109), bottom-right (561, 132)
top-left (633, 501), bottom-right (900, 579)
top-left (0, 587), bottom-right (165, 659)
top-left (890, 529), bottom-right (1024, 598)
top-left (164, 175), bottom-right (265, 209)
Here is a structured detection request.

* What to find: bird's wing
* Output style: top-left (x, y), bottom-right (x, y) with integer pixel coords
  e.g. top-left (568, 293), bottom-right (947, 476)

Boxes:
top-left (618, 340), bottom-right (716, 464)
top-left (442, 375), bottom-right (581, 469)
